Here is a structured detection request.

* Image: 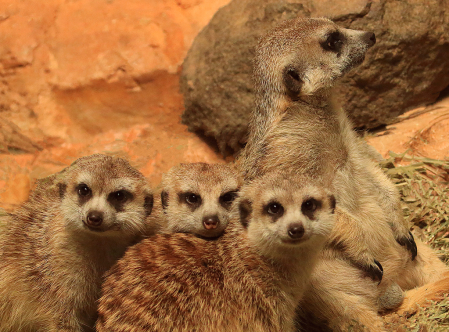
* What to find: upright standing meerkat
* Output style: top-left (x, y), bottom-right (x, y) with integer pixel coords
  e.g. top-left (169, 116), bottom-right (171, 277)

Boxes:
top-left (237, 18), bottom-right (449, 331)
top-left (157, 162), bottom-right (242, 238)
top-left (0, 154), bottom-right (156, 332)
top-left (96, 172), bottom-right (336, 332)
top-left (239, 16), bottom-right (416, 279)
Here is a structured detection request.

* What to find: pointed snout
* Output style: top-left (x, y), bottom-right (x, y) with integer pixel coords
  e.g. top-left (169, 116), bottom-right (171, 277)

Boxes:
top-left (203, 215), bottom-right (220, 230)
top-left (288, 222), bottom-right (305, 240)
top-left (363, 32), bottom-right (376, 48)
top-left (86, 210), bottom-right (104, 229)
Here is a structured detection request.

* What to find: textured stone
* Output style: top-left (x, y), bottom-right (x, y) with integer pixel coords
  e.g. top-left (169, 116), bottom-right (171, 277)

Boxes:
top-left (0, 0), bottom-right (231, 210)
top-left (181, 0), bottom-right (449, 154)
top-left (367, 97), bottom-right (449, 161)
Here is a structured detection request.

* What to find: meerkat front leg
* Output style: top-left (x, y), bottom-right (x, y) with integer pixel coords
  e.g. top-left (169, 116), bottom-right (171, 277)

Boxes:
top-left (369, 164), bottom-right (417, 260)
top-left (327, 208), bottom-right (384, 283)
top-left (297, 258), bottom-right (387, 332)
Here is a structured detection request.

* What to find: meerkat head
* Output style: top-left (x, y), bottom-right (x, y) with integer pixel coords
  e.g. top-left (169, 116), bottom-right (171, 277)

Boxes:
top-left (57, 154), bottom-right (153, 238)
top-left (255, 17), bottom-right (376, 99)
top-left (238, 172), bottom-right (336, 259)
top-left (160, 163), bottom-right (242, 238)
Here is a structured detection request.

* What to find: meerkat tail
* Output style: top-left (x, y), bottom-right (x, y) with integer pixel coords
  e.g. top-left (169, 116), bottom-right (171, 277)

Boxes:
top-left (395, 271), bottom-right (449, 316)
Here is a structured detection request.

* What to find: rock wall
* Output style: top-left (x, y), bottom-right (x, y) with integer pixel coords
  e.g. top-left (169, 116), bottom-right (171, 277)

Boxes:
top-left (0, 0), bottom-right (231, 210)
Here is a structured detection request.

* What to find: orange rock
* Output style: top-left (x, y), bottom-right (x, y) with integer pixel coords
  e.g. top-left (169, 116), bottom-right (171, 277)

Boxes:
top-left (0, 0), bottom-right (231, 210)
top-left (367, 98), bottom-right (449, 160)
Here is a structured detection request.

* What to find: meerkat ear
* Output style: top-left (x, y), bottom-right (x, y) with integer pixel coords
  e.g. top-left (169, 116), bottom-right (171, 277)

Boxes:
top-left (58, 183), bottom-right (67, 200)
top-left (283, 67), bottom-right (304, 98)
top-left (144, 194), bottom-right (154, 216)
top-left (239, 199), bottom-right (252, 228)
top-left (161, 191), bottom-right (169, 210)
top-left (328, 195), bottom-right (336, 214)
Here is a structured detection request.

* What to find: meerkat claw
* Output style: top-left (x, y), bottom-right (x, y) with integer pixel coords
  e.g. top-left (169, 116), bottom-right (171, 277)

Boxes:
top-left (396, 231), bottom-right (417, 261)
top-left (362, 259), bottom-right (383, 284)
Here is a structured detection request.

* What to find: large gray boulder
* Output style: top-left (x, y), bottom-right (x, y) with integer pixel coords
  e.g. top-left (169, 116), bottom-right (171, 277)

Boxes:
top-left (181, 0), bottom-right (449, 155)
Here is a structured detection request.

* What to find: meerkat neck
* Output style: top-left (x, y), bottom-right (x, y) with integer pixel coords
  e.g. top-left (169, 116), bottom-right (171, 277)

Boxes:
top-left (56, 226), bottom-right (132, 277)
top-left (271, 245), bottom-right (323, 301)
top-left (249, 233), bottom-right (325, 299)
top-left (249, 86), bottom-right (338, 138)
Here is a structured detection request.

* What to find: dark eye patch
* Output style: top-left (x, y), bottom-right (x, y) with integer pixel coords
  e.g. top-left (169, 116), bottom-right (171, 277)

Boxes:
top-left (76, 183), bottom-right (92, 205)
top-left (161, 191), bottom-right (169, 209)
top-left (58, 183), bottom-right (67, 199)
top-left (263, 201), bottom-right (284, 222)
top-left (301, 198), bottom-right (322, 220)
top-left (144, 195), bottom-right (153, 216)
top-left (239, 199), bottom-right (252, 228)
top-left (219, 190), bottom-right (238, 209)
top-left (321, 31), bottom-right (344, 55)
top-left (178, 192), bottom-right (202, 211)
top-left (283, 67), bottom-right (303, 99)
top-left (108, 190), bottom-right (133, 212)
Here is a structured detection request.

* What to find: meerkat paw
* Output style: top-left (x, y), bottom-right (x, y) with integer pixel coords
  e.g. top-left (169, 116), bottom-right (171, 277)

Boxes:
top-left (396, 231), bottom-right (417, 260)
top-left (354, 258), bottom-right (383, 284)
top-left (367, 259), bottom-right (383, 284)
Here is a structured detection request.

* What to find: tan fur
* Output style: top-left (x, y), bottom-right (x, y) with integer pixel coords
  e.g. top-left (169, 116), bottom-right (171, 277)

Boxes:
top-left (96, 173), bottom-right (336, 332)
top-left (156, 162), bottom-right (242, 238)
top-left (396, 270), bottom-right (449, 316)
top-left (239, 16), bottom-right (414, 282)
top-left (237, 18), bottom-right (448, 331)
top-left (378, 282), bottom-right (404, 312)
top-left (0, 154), bottom-right (157, 332)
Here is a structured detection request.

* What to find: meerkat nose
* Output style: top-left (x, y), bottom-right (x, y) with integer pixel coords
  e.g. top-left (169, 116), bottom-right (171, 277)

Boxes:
top-left (288, 223), bottom-right (305, 239)
top-left (86, 211), bottom-right (104, 228)
top-left (203, 215), bottom-right (220, 230)
top-left (364, 32), bottom-right (376, 47)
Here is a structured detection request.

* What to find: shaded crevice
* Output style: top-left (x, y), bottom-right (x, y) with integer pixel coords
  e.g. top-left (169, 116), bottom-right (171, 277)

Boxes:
top-left (436, 84), bottom-right (449, 102)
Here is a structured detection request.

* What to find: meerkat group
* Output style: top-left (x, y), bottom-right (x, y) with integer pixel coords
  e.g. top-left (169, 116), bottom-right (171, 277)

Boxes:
top-left (1, 16), bottom-right (448, 332)
top-left (97, 172), bottom-right (336, 332)
top-left (238, 17), bottom-right (449, 331)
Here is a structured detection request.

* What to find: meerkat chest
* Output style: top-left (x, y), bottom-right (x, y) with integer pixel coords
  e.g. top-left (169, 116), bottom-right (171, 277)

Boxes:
top-left (262, 112), bottom-right (347, 175)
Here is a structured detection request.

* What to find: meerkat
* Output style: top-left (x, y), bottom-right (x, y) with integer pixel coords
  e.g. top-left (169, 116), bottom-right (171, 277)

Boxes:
top-left (236, 18), bottom-right (448, 331)
top-left (0, 154), bottom-right (157, 332)
top-left (238, 18), bottom-right (448, 331)
top-left (96, 172), bottom-right (336, 332)
top-left (156, 162), bottom-right (242, 238)
top-left (239, 16), bottom-right (416, 280)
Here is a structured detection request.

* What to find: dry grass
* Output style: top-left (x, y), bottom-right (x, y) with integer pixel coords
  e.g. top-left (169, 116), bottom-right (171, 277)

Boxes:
top-left (381, 152), bottom-right (449, 331)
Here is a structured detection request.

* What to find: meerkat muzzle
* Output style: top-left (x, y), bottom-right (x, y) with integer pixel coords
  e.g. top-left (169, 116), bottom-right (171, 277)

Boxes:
top-left (203, 216), bottom-right (219, 230)
top-left (288, 222), bottom-right (305, 239)
top-left (86, 210), bottom-right (104, 229)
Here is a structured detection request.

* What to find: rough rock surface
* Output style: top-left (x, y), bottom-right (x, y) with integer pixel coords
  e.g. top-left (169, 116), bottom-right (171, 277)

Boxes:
top-left (181, 0), bottom-right (449, 154)
top-left (0, 0), bottom-right (231, 210)
top-left (367, 97), bottom-right (449, 161)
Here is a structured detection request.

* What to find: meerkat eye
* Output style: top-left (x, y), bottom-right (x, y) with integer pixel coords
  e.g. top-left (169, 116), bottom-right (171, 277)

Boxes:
top-left (322, 31), bottom-right (343, 53)
top-left (302, 198), bottom-right (320, 213)
top-left (77, 184), bottom-right (91, 197)
top-left (266, 202), bottom-right (284, 216)
top-left (287, 69), bottom-right (301, 81)
top-left (186, 193), bottom-right (200, 205)
top-left (109, 190), bottom-right (131, 203)
top-left (220, 191), bottom-right (237, 203)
